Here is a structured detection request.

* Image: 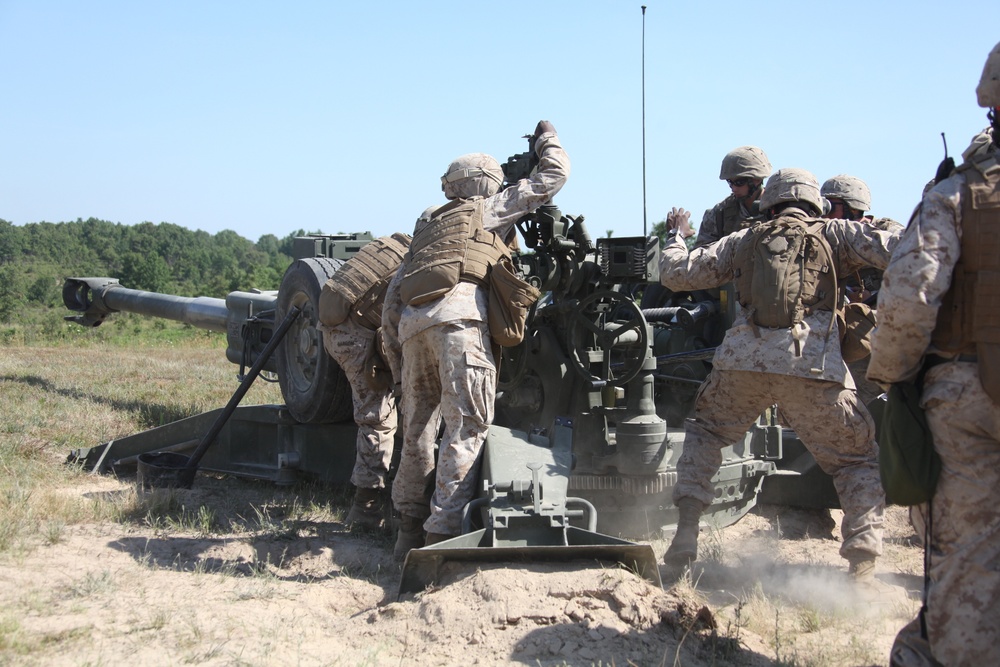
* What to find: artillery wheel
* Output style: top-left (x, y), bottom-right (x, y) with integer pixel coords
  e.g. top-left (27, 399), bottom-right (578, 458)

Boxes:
top-left (275, 258), bottom-right (353, 423)
top-left (567, 290), bottom-right (649, 387)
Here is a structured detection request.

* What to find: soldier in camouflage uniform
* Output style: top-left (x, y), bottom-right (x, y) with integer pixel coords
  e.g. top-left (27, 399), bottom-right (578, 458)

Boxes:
top-left (660, 168), bottom-right (897, 579)
top-left (820, 174), bottom-right (904, 408)
top-left (668, 146), bottom-right (772, 247)
top-left (318, 234), bottom-right (412, 530)
top-left (869, 41), bottom-right (1000, 667)
top-left (391, 121), bottom-right (570, 560)
top-left (382, 206), bottom-right (440, 394)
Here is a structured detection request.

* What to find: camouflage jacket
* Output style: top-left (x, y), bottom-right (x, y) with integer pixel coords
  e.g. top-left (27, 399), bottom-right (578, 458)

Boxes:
top-left (660, 207), bottom-right (897, 385)
top-left (694, 194), bottom-right (758, 247)
top-left (868, 164), bottom-right (984, 384)
top-left (398, 132), bottom-right (569, 344)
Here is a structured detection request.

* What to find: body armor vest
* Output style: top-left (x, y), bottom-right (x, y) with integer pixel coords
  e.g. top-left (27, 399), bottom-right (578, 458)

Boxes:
top-left (319, 232), bottom-right (411, 330)
top-left (400, 198), bottom-right (510, 306)
top-left (717, 196), bottom-right (747, 239)
top-left (931, 154), bottom-right (1000, 401)
top-left (733, 212), bottom-right (837, 329)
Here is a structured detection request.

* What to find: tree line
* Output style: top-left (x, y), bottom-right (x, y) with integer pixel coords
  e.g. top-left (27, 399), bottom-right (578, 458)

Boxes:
top-left (0, 218), bottom-right (329, 335)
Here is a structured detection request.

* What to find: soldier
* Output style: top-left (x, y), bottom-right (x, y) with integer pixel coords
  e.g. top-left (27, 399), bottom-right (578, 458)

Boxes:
top-left (821, 174), bottom-right (904, 408)
top-left (669, 145), bottom-right (772, 247)
top-left (869, 41), bottom-right (1000, 667)
top-left (381, 205), bottom-right (440, 395)
top-left (317, 233), bottom-right (412, 530)
top-left (821, 174), bottom-right (904, 233)
top-left (659, 168), bottom-right (897, 579)
top-left (391, 121), bottom-right (570, 560)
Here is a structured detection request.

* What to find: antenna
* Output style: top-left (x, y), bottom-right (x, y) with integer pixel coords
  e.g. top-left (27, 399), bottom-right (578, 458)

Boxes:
top-left (641, 5), bottom-right (648, 238)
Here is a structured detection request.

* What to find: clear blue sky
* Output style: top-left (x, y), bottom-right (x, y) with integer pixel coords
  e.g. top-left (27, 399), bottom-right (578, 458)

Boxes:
top-left (1, 1), bottom-right (996, 244)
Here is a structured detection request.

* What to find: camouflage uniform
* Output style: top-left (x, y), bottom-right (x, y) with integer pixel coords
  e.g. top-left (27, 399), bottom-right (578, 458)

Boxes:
top-left (846, 216), bottom-right (905, 408)
top-left (691, 146), bottom-right (771, 247)
top-left (660, 205), bottom-right (897, 561)
top-left (321, 317), bottom-right (395, 490)
top-left (869, 148), bottom-right (1000, 667)
top-left (392, 130), bottom-right (570, 536)
top-left (694, 194), bottom-right (759, 248)
top-left (382, 206), bottom-right (439, 392)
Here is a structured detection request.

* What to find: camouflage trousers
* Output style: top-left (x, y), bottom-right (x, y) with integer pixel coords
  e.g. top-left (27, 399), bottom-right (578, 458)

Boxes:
top-left (321, 319), bottom-right (396, 490)
top-left (673, 369), bottom-right (884, 559)
top-left (891, 362), bottom-right (1000, 667)
top-left (392, 320), bottom-right (495, 536)
top-left (848, 356), bottom-right (885, 411)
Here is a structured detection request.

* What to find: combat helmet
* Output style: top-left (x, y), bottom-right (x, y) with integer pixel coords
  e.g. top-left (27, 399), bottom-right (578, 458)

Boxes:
top-left (719, 146), bottom-right (772, 181)
top-left (758, 168), bottom-right (825, 215)
top-left (820, 175), bottom-right (871, 212)
top-left (441, 153), bottom-right (504, 200)
top-left (977, 41), bottom-right (1000, 108)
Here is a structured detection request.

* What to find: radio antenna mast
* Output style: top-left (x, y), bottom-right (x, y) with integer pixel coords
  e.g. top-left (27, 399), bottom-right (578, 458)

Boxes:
top-left (641, 5), bottom-right (648, 237)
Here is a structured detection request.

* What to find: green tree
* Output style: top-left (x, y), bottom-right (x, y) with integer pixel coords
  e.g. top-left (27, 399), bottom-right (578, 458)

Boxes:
top-left (119, 251), bottom-right (171, 292)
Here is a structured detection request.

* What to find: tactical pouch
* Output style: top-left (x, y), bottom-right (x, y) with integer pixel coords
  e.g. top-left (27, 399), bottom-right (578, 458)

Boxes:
top-left (319, 288), bottom-right (353, 328)
top-left (876, 380), bottom-right (941, 506)
top-left (487, 256), bottom-right (540, 348)
top-left (838, 302), bottom-right (878, 363)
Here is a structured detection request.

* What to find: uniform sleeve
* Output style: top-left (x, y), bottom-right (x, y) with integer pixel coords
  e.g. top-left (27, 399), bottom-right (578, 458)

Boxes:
top-left (826, 219), bottom-right (900, 275)
top-left (659, 229), bottom-right (742, 291)
top-left (481, 132), bottom-right (570, 237)
top-left (867, 178), bottom-right (963, 384)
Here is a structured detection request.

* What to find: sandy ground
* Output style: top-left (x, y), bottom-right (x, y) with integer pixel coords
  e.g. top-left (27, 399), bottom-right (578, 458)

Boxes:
top-left (0, 471), bottom-right (923, 667)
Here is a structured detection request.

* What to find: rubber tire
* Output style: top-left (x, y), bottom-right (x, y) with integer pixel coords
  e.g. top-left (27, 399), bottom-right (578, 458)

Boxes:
top-left (275, 258), bottom-right (353, 424)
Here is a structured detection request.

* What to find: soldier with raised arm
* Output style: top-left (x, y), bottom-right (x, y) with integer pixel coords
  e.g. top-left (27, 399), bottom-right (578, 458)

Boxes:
top-left (660, 168), bottom-right (896, 580)
top-left (391, 121), bottom-right (570, 560)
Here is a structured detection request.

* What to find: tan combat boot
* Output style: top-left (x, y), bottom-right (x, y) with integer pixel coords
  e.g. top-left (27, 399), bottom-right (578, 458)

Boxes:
top-left (663, 497), bottom-right (706, 567)
top-left (345, 487), bottom-right (384, 531)
top-left (393, 514), bottom-right (426, 561)
top-left (847, 553), bottom-right (877, 582)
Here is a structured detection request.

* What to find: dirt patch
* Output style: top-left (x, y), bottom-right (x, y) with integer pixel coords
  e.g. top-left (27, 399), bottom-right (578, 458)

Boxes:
top-left (0, 475), bottom-right (922, 666)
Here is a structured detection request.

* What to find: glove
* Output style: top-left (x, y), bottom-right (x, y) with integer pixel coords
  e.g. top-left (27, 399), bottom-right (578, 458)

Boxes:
top-left (533, 120), bottom-right (556, 142)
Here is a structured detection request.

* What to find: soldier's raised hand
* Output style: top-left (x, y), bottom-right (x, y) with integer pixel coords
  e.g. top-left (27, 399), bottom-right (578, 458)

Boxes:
top-left (667, 207), bottom-right (694, 239)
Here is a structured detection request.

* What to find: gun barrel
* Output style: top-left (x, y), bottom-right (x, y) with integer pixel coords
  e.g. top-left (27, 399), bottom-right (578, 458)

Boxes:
top-left (63, 277), bottom-right (228, 331)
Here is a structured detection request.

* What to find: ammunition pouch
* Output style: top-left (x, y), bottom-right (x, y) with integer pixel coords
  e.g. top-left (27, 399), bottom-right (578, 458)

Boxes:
top-left (838, 302), bottom-right (877, 363)
top-left (487, 256), bottom-right (540, 347)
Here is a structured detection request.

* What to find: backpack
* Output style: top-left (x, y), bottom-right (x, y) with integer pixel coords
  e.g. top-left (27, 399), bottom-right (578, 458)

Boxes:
top-left (734, 219), bottom-right (837, 329)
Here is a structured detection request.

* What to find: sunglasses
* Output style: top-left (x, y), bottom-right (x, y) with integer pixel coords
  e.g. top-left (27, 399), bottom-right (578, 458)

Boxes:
top-left (726, 178), bottom-right (750, 188)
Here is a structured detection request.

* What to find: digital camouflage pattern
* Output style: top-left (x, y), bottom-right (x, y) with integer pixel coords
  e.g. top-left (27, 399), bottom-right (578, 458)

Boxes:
top-left (694, 194), bottom-right (757, 248)
top-left (392, 320), bottom-right (494, 535)
top-left (869, 162), bottom-right (1000, 666)
top-left (660, 204), bottom-right (899, 564)
top-left (392, 129), bottom-right (569, 534)
top-left (674, 369), bottom-right (884, 558)
top-left (660, 207), bottom-right (898, 387)
top-left (320, 317), bottom-right (396, 490)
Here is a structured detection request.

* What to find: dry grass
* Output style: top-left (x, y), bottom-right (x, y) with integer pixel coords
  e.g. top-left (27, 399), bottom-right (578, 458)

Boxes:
top-left (0, 341), bottom-right (304, 555)
top-left (0, 341), bottom-right (924, 666)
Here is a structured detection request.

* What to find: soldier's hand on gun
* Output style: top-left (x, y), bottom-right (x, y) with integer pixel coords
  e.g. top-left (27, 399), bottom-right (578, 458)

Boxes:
top-left (667, 207), bottom-right (694, 239)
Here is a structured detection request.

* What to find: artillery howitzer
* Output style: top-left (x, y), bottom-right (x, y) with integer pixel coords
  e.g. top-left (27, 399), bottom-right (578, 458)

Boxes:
top-left (63, 143), bottom-right (838, 592)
